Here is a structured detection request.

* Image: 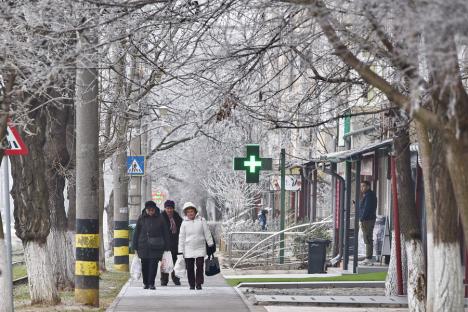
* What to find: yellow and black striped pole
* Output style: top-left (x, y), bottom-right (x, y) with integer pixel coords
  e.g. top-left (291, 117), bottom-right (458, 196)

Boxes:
top-left (113, 150), bottom-right (129, 272)
top-left (75, 219), bottom-right (99, 305)
top-left (114, 221), bottom-right (129, 271)
top-left (74, 22), bottom-right (100, 306)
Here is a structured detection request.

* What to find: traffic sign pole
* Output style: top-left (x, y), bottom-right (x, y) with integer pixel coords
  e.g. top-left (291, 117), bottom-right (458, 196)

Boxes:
top-left (3, 156), bottom-right (14, 311)
top-left (280, 149), bottom-right (285, 264)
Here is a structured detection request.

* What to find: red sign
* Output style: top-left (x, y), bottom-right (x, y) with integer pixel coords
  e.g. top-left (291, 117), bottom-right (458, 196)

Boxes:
top-left (5, 122), bottom-right (28, 155)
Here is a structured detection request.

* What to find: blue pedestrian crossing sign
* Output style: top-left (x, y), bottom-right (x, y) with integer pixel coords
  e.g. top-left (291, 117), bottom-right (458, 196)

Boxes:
top-left (127, 156), bottom-right (145, 176)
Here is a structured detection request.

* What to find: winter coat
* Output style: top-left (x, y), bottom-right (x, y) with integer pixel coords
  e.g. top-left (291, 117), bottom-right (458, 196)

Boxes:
top-left (133, 209), bottom-right (170, 259)
top-left (178, 214), bottom-right (214, 258)
top-left (258, 213), bottom-right (267, 230)
top-left (161, 210), bottom-right (183, 253)
top-left (359, 190), bottom-right (377, 221)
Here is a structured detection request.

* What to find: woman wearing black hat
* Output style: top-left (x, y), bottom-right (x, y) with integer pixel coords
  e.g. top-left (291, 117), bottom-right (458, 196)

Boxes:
top-left (132, 201), bottom-right (170, 290)
top-left (160, 199), bottom-right (183, 286)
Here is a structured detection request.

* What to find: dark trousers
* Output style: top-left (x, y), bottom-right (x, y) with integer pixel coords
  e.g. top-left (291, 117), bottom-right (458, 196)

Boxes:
top-left (361, 219), bottom-right (376, 259)
top-left (185, 257), bottom-right (204, 288)
top-left (161, 250), bottom-right (180, 284)
top-left (141, 258), bottom-right (160, 286)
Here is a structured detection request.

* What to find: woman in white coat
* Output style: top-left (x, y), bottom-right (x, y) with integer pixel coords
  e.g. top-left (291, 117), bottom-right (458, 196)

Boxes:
top-left (178, 202), bottom-right (214, 290)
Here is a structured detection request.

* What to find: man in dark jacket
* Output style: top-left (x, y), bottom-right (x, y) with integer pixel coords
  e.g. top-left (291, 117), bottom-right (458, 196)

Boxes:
top-left (160, 199), bottom-right (183, 286)
top-left (358, 181), bottom-right (377, 265)
top-left (133, 201), bottom-right (170, 289)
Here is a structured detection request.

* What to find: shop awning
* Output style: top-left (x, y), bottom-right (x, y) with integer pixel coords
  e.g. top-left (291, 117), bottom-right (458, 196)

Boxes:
top-left (308, 138), bottom-right (393, 163)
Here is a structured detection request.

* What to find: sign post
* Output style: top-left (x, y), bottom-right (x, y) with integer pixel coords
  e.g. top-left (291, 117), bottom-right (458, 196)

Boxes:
top-left (3, 122), bottom-right (28, 312)
top-left (233, 144), bottom-right (272, 183)
top-left (280, 149), bottom-right (285, 264)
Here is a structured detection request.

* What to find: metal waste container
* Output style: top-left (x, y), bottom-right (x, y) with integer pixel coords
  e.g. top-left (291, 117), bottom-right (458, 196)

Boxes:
top-left (128, 224), bottom-right (136, 254)
top-left (307, 239), bottom-right (330, 273)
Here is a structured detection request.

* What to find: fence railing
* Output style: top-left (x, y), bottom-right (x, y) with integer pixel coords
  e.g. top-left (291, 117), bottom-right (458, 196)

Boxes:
top-left (226, 219), bottom-right (333, 269)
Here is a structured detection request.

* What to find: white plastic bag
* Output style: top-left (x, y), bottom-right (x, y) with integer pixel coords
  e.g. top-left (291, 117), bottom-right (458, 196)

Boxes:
top-left (160, 251), bottom-right (174, 274)
top-left (130, 255), bottom-right (142, 280)
top-left (174, 255), bottom-right (186, 278)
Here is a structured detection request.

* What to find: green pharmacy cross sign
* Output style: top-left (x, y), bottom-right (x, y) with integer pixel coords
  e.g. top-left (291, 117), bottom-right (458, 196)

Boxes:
top-left (234, 144), bottom-right (272, 183)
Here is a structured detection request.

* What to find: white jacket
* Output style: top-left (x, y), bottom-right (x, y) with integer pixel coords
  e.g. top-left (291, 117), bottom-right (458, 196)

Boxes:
top-left (178, 215), bottom-right (214, 258)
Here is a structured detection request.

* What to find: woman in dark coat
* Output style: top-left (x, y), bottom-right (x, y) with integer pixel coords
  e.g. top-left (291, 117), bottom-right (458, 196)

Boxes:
top-left (133, 201), bottom-right (170, 289)
top-left (160, 199), bottom-right (183, 286)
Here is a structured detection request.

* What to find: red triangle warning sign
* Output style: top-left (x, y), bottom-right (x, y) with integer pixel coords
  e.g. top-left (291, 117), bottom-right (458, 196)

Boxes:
top-left (5, 121), bottom-right (28, 155)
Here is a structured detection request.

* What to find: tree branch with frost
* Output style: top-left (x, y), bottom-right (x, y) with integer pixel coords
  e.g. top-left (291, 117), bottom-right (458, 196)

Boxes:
top-left (297, 0), bottom-right (444, 130)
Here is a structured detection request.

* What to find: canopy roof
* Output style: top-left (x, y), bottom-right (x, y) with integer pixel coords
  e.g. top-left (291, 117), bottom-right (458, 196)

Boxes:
top-left (309, 139), bottom-right (393, 163)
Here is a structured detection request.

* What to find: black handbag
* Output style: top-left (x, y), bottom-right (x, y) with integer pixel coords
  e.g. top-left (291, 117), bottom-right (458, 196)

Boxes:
top-left (205, 255), bottom-right (220, 276)
top-left (147, 234), bottom-right (164, 250)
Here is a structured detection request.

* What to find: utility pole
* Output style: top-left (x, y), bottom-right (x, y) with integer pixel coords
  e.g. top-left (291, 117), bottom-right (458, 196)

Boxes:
top-left (112, 44), bottom-right (129, 272)
top-left (280, 148), bottom-right (285, 264)
top-left (113, 149), bottom-right (129, 271)
top-left (128, 135), bottom-right (141, 224)
top-left (140, 122), bottom-right (152, 206)
top-left (140, 123), bottom-right (148, 208)
top-left (75, 26), bottom-right (100, 306)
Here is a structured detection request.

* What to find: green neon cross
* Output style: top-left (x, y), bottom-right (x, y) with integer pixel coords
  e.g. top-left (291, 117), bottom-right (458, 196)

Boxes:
top-left (244, 155), bottom-right (262, 173)
top-left (234, 144), bottom-right (272, 183)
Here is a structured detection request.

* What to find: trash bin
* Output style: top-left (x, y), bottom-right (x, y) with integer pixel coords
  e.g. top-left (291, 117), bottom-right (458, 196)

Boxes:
top-left (307, 239), bottom-right (330, 274)
top-left (128, 224), bottom-right (136, 254)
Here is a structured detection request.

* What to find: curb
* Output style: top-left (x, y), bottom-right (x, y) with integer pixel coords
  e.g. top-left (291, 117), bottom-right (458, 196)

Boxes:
top-left (106, 278), bottom-right (132, 312)
top-left (234, 286), bottom-right (266, 312)
top-left (237, 281), bottom-right (385, 289)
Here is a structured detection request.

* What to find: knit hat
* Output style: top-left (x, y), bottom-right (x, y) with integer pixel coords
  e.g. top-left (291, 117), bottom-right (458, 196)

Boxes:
top-left (182, 202), bottom-right (197, 214)
top-left (164, 200), bottom-right (175, 208)
top-left (145, 201), bottom-right (157, 209)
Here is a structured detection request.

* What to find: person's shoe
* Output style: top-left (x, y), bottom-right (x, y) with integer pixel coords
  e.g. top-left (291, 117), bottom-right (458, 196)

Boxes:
top-left (196, 285), bottom-right (202, 290)
top-left (161, 282), bottom-right (168, 286)
top-left (360, 258), bottom-right (373, 266)
top-left (149, 285), bottom-right (156, 290)
top-left (173, 278), bottom-right (181, 286)
top-left (143, 284), bottom-right (149, 289)
top-left (190, 286), bottom-right (195, 290)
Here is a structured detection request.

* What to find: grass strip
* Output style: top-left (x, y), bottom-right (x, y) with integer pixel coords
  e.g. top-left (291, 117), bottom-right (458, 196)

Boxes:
top-left (225, 271), bottom-right (387, 286)
top-left (14, 261), bottom-right (129, 311)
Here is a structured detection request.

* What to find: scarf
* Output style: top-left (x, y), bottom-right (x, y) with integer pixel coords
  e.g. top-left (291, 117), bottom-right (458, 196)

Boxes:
top-left (169, 216), bottom-right (177, 234)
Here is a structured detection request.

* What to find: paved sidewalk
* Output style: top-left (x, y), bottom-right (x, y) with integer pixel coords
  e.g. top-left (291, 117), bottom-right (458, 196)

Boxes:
top-left (107, 272), bottom-right (250, 312)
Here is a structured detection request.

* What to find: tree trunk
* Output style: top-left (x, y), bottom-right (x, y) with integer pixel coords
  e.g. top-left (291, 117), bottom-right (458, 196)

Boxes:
top-left (10, 107), bottom-right (60, 304)
top-left (98, 158), bottom-right (106, 272)
top-left (394, 128), bottom-right (426, 311)
top-left (44, 103), bottom-right (75, 290)
top-left (430, 130), bottom-right (463, 311)
top-left (105, 191), bottom-right (114, 256)
top-left (385, 232), bottom-right (407, 295)
top-left (23, 241), bottom-right (60, 304)
top-left (66, 105), bottom-right (76, 233)
top-left (413, 121), bottom-right (435, 311)
top-left (446, 140), bottom-right (468, 250)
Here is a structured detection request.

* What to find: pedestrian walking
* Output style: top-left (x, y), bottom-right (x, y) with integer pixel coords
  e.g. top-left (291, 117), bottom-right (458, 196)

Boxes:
top-left (160, 199), bottom-right (183, 286)
top-left (358, 180), bottom-right (377, 265)
top-left (178, 202), bottom-right (214, 290)
top-left (132, 201), bottom-right (170, 290)
top-left (258, 209), bottom-right (268, 230)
